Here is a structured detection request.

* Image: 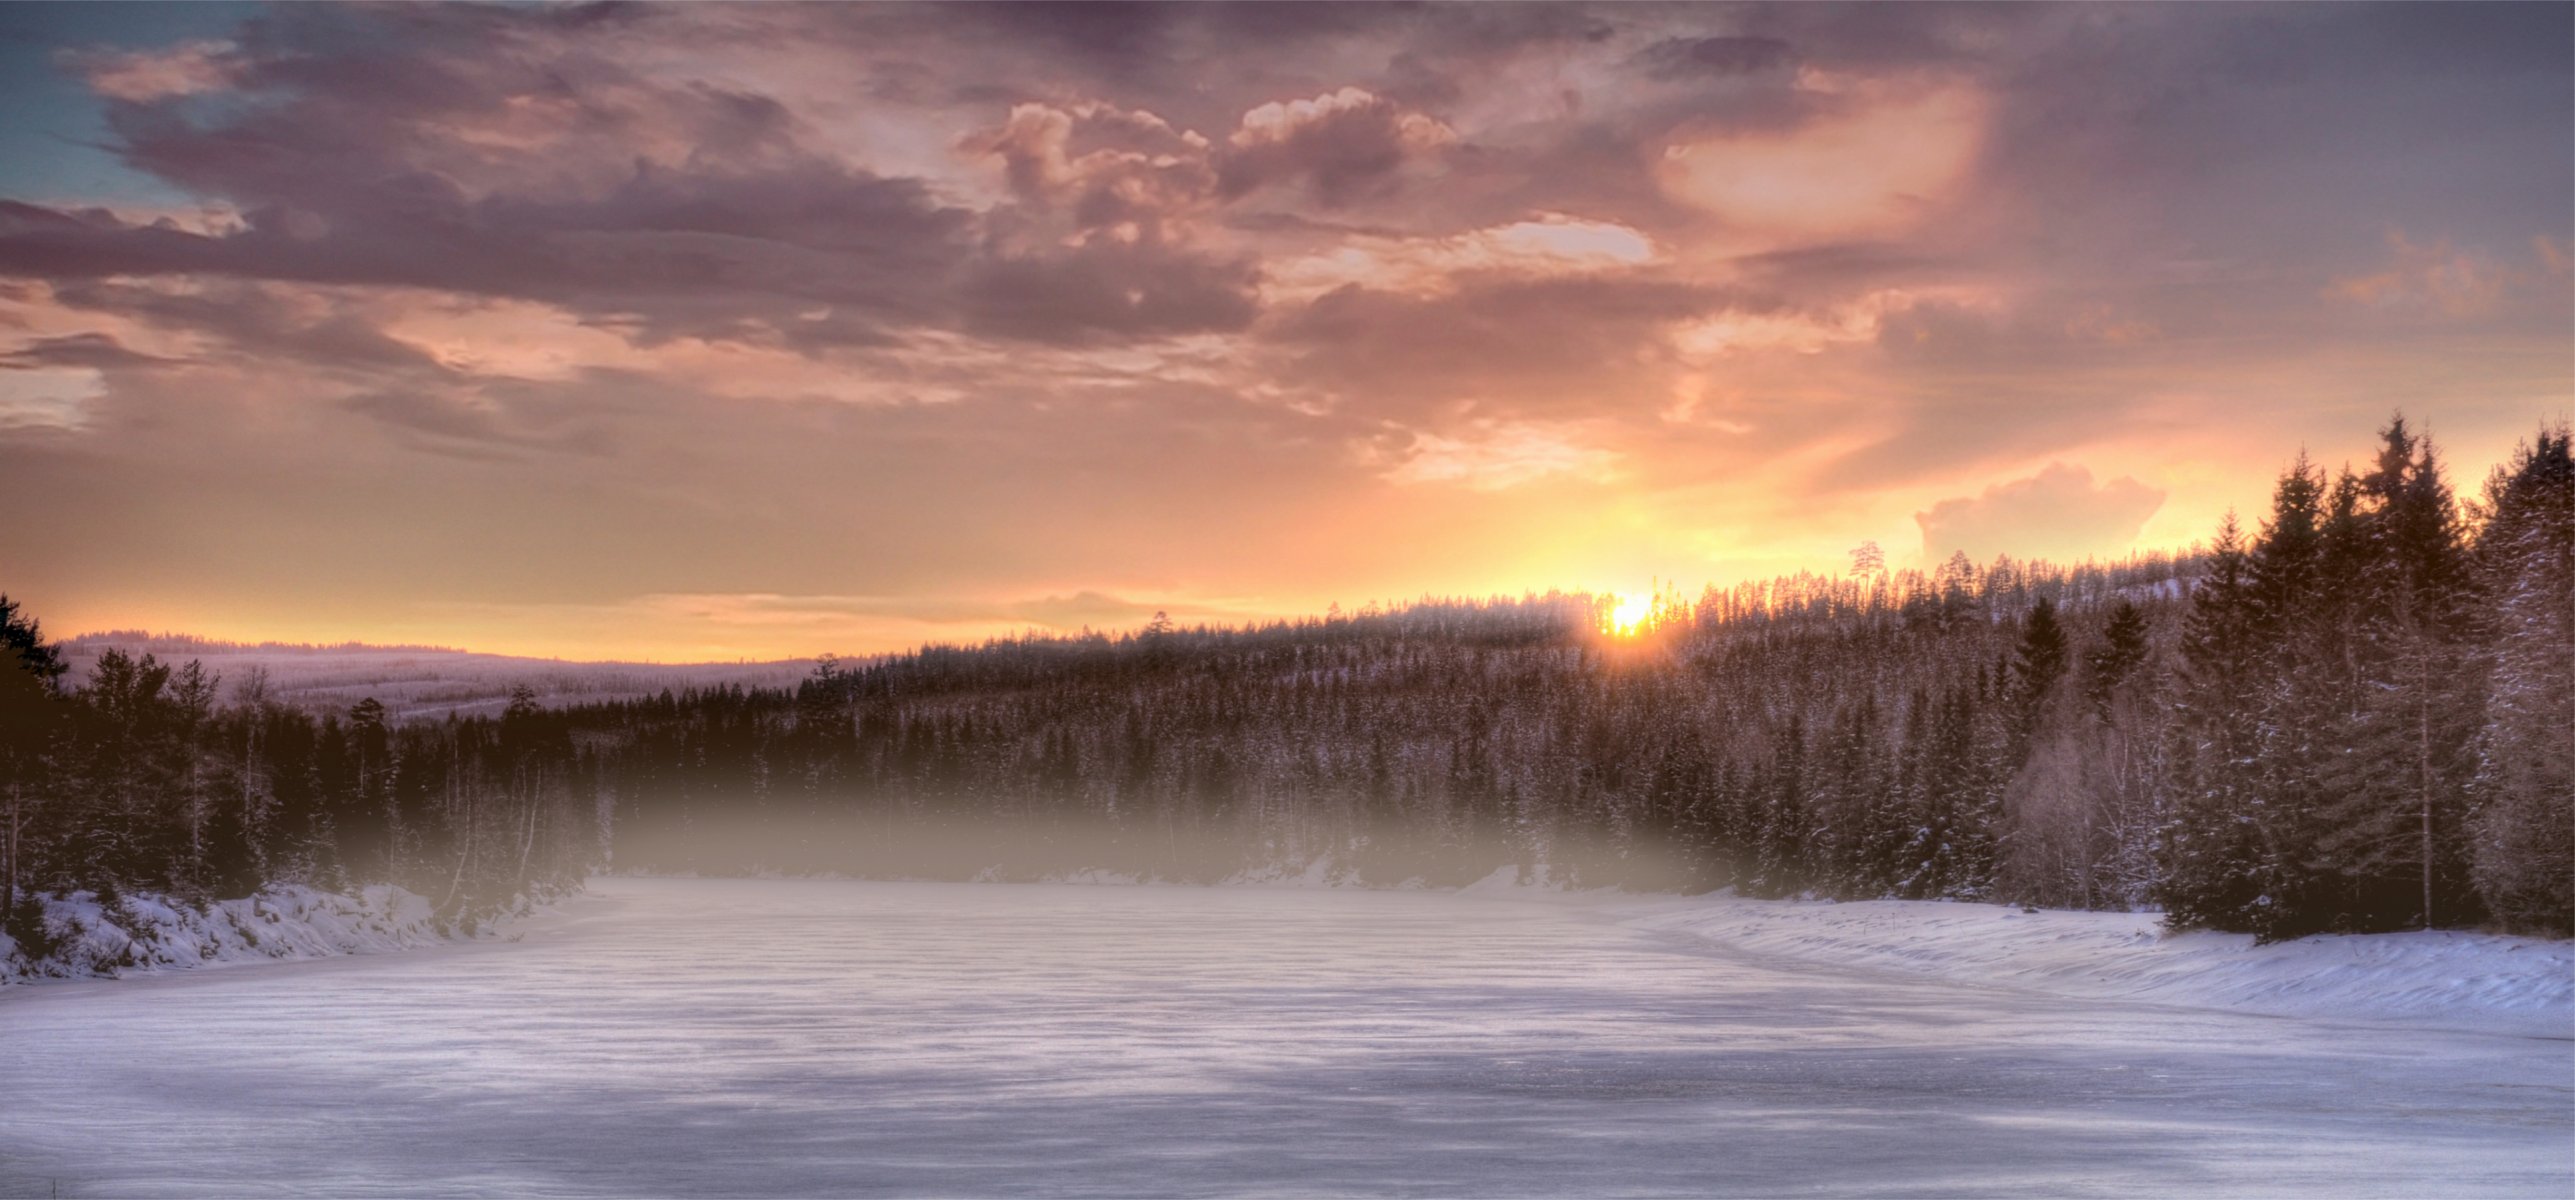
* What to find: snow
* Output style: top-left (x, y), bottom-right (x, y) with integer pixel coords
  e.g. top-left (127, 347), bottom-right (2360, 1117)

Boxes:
top-left (57, 634), bottom-right (814, 721)
top-left (1, 878), bottom-right (2566, 1197)
top-left (0, 883), bottom-right (521, 983)
top-left (1608, 893), bottom-right (2575, 1039)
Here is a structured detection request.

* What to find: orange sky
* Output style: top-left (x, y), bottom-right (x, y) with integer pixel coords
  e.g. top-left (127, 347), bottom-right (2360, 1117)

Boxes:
top-left (2, 3), bottom-right (2568, 661)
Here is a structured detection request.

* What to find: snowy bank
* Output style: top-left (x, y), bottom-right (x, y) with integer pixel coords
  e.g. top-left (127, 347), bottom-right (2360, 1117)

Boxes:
top-left (1, 884), bottom-right (534, 984)
top-left (1611, 893), bottom-right (2575, 1038)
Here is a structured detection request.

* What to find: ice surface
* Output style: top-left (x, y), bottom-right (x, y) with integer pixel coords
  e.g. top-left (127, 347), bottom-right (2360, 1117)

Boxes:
top-left (2, 877), bottom-right (2568, 1197)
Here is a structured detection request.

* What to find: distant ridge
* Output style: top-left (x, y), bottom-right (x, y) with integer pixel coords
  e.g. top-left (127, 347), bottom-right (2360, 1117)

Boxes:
top-left (64, 631), bottom-right (478, 657)
top-left (57, 632), bottom-right (824, 722)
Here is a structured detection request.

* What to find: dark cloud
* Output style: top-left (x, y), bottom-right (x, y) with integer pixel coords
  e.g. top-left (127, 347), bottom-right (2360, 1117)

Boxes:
top-left (341, 387), bottom-right (617, 461)
top-left (1632, 36), bottom-right (1796, 80)
top-left (6, 3), bottom-right (988, 349)
top-left (0, 173), bottom-right (977, 351)
top-left (950, 2), bottom-right (1180, 70)
top-left (0, 331), bottom-right (176, 371)
top-left (45, 277), bottom-right (451, 374)
top-left (1273, 276), bottom-right (1725, 420)
top-left (963, 239), bottom-right (1260, 344)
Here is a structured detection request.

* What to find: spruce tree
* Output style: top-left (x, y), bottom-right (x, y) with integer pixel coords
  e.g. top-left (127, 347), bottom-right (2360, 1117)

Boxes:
top-left (2467, 423), bottom-right (2575, 933)
top-left (2082, 602), bottom-right (2150, 722)
top-left (2010, 598), bottom-right (2070, 755)
top-left (2318, 418), bottom-right (2483, 930)
top-left (2158, 514), bottom-right (2276, 933)
top-left (2, 595), bottom-right (67, 923)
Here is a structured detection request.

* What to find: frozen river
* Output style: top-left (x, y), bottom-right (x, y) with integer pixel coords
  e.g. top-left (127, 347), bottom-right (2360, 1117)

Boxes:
top-left (3, 877), bottom-right (2568, 1197)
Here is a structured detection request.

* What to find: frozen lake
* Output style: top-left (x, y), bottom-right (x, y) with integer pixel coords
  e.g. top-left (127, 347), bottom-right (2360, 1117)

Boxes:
top-left (3, 877), bottom-right (2568, 1197)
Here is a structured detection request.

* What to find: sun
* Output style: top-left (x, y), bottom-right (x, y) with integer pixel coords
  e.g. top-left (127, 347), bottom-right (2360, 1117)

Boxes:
top-left (1608, 592), bottom-right (1653, 636)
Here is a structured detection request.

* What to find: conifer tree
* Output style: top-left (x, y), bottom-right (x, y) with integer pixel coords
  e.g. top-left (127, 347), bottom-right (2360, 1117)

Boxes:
top-left (2158, 514), bottom-right (2276, 933)
top-left (2, 595), bottom-right (67, 921)
top-left (2010, 598), bottom-right (2070, 755)
top-left (2083, 602), bottom-right (2150, 722)
top-left (2467, 423), bottom-right (2575, 933)
top-left (2318, 418), bottom-right (2483, 930)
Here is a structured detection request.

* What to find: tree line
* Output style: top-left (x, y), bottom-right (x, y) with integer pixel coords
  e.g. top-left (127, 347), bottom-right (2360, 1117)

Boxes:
top-left (2, 415), bottom-right (2566, 949)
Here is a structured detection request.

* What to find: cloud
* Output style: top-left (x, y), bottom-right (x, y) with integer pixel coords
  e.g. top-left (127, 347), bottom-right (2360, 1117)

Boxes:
top-left (2328, 232), bottom-right (2517, 318)
top-left (63, 39), bottom-right (239, 102)
top-left (0, 331), bottom-right (179, 371)
top-left (340, 386), bottom-right (617, 461)
top-left (1377, 419), bottom-right (1621, 491)
top-left (1270, 275), bottom-right (1724, 422)
top-left (0, 364), bottom-right (103, 431)
top-left (0, 171), bottom-right (980, 351)
top-left (963, 101), bottom-right (1214, 226)
top-left (961, 238), bottom-right (1261, 344)
top-left (1631, 36), bottom-right (1795, 81)
top-left (0, 0), bottom-right (2566, 658)
top-left (1658, 77), bottom-right (1988, 244)
top-left (1264, 213), bottom-right (1656, 301)
top-left (1, 7), bottom-right (984, 350)
top-left (1915, 463), bottom-right (2166, 565)
top-left (1670, 288), bottom-right (1985, 359)
top-left (634, 589), bottom-right (1180, 631)
top-left (1217, 88), bottom-right (1454, 206)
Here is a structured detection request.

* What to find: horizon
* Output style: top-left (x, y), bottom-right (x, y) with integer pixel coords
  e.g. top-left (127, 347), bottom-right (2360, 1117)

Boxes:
top-left (4, 1), bottom-right (2570, 659)
top-left (54, 538), bottom-right (2209, 667)
top-left (19, 421), bottom-right (2534, 664)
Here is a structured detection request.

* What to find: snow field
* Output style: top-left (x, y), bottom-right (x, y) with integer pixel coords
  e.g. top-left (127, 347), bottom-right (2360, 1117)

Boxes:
top-left (1607, 893), bottom-right (2575, 1039)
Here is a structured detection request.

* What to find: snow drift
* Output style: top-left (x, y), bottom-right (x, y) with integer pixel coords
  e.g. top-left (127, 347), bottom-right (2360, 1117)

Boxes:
top-left (0, 884), bottom-right (526, 983)
top-left (1611, 893), bottom-right (2575, 1038)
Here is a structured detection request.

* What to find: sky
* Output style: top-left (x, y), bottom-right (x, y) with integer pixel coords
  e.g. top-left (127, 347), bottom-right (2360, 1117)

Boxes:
top-left (1, 1), bottom-right (2568, 661)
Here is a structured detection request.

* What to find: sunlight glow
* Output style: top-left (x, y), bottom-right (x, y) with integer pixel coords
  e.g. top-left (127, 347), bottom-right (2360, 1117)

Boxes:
top-left (1608, 593), bottom-right (1653, 636)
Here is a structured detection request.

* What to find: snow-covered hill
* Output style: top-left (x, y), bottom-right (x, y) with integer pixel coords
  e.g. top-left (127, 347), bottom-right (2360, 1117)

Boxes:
top-left (57, 632), bottom-right (817, 721)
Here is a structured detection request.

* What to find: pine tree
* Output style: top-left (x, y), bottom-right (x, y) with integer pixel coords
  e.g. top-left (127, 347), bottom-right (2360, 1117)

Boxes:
top-left (1748, 714), bottom-right (1808, 898)
top-left (2316, 417), bottom-right (2483, 930)
top-left (2241, 455), bottom-right (2337, 937)
top-left (2082, 601), bottom-right (2150, 722)
top-left (2010, 598), bottom-right (2071, 755)
top-left (1, 595), bottom-right (67, 924)
top-left (2467, 423), bottom-right (2575, 933)
top-left (2158, 514), bottom-right (2276, 933)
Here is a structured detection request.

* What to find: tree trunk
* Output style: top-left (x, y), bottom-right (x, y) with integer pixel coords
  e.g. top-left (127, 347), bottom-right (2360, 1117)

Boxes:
top-left (2419, 642), bottom-right (2435, 931)
top-left (5, 780), bottom-right (20, 915)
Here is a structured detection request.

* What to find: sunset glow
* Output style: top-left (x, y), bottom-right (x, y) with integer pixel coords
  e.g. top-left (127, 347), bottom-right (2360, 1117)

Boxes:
top-left (1608, 593), bottom-right (1654, 637)
top-left (0, 2), bottom-right (2566, 660)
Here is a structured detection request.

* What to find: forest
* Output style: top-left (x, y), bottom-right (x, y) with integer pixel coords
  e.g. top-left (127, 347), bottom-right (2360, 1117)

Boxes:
top-left (3, 416), bottom-right (2568, 949)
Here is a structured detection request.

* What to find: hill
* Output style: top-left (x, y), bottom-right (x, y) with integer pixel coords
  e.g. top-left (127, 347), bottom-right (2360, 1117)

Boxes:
top-left (54, 632), bottom-right (818, 722)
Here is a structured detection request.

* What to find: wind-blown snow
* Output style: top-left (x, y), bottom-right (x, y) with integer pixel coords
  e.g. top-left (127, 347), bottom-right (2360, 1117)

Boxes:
top-left (1608, 894), bottom-right (2575, 1039)
top-left (1, 878), bottom-right (2566, 1197)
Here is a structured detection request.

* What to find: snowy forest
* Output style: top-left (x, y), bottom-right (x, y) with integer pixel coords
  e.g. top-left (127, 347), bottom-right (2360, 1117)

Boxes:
top-left (3, 417), bottom-right (2568, 947)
